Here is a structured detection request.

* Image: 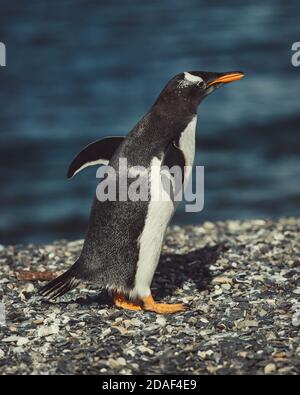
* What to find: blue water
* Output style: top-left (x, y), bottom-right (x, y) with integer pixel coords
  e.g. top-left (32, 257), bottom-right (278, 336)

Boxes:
top-left (0, 0), bottom-right (299, 244)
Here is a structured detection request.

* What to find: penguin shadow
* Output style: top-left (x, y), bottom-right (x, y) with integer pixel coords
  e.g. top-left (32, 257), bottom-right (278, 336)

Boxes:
top-left (152, 243), bottom-right (228, 300)
top-left (39, 291), bottom-right (111, 308)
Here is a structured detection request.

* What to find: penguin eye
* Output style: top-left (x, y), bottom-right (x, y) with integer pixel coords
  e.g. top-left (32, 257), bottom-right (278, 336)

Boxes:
top-left (178, 79), bottom-right (205, 89)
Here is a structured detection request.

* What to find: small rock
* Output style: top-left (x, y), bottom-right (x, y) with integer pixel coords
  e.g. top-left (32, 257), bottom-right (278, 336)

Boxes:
top-left (228, 221), bottom-right (240, 232)
top-left (2, 335), bottom-right (20, 343)
top-left (243, 320), bottom-right (258, 327)
top-left (203, 221), bottom-right (215, 230)
top-left (212, 276), bottom-right (233, 285)
top-left (213, 288), bottom-right (223, 296)
top-left (264, 363), bottom-right (276, 374)
top-left (273, 352), bottom-right (287, 361)
top-left (137, 345), bottom-right (154, 355)
top-left (33, 319), bottom-right (44, 325)
top-left (156, 316), bottom-right (166, 326)
top-left (131, 318), bottom-right (143, 327)
top-left (112, 325), bottom-right (127, 334)
top-left (221, 283), bottom-right (231, 290)
top-left (17, 337), bottom-right (29, 346)
top-left (266, 299), bottom-right (276, 306)
top-left (37, 324), bottom-right (59, 338)
top-left (200, 317), bottom-right (209, 324)
top-left (258, 309), bottom-right (268, 317)
top-left (108, 357), bottom-right (126, 369)
top-left (235, 319), bottom-right (258, 329)
top-left (266, 331), bottom-right (277, 340)
top-left (23, 283), bottom-right (35, 293)
top-left (102, 328), bottom-right (111, 336)
top-left (116, 357), bottom-right (126, 366)
top-left (206, 365), bottom-right (218, 374)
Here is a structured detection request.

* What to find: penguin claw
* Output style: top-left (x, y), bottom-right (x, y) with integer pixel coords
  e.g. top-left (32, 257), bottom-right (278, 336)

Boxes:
top-left (141, 295), bottom-right (185, 314)
top-left (114, 293), bottom-right (142, 311)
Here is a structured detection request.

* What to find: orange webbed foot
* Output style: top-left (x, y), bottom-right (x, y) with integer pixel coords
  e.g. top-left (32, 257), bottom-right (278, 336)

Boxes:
top-left (114, 292), bottom-right (142, 311)
top-left (141, 295), bottom-right (185, 314)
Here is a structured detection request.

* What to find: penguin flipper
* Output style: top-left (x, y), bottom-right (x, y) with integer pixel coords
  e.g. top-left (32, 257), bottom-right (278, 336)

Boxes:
top-left (67, 136), bottom-right (125, 178)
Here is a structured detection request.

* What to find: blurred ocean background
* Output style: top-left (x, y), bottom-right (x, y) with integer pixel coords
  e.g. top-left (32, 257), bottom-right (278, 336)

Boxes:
top-left (0, 0), bottom-right (299, 244)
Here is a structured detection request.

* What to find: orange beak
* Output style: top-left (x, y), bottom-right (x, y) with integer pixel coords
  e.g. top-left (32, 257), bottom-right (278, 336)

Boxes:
top-left (208, 72), bottom-right (245, 86)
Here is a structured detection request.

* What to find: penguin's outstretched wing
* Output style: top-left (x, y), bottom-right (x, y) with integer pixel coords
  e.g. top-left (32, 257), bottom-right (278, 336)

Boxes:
top-left (67, 136), bottom-right (124, 178)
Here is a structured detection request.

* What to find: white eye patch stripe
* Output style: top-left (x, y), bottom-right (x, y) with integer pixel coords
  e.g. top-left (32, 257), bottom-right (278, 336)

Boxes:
top-left (184, 72), bottom-right (204, 84)
top-left (178, 72), bottom-right (204, 88)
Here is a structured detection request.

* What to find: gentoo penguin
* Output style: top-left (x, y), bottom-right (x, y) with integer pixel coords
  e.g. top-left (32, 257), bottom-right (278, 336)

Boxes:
top-left (39, 70), bottom-right (244, 314)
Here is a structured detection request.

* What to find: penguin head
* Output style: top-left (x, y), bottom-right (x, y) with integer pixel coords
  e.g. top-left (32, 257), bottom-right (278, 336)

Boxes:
top-left (157, 71), bottom-right (244, 110)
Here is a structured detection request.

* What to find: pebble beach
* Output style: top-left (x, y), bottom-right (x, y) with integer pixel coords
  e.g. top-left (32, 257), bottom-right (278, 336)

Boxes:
top-left (0, 218), bottom-right (299, 375)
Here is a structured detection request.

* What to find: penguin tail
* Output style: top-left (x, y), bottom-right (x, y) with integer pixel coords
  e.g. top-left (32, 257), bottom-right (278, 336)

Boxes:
top-left (38, 268), bottom-right (80, 300)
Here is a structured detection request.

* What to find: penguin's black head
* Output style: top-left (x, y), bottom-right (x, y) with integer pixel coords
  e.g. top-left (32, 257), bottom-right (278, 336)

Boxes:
top-left (156, 71), bottom-right (244, 110)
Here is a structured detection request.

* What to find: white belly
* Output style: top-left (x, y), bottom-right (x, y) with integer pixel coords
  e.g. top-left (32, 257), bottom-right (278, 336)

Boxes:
top-left (179, 115), bottom-right (197, 184)
top-left (130, 156), bottom-right (174, 298)
top-left (131, 116), bottom-right (197, 299)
